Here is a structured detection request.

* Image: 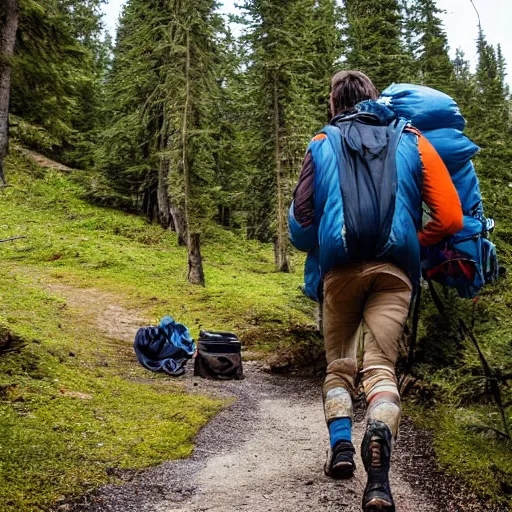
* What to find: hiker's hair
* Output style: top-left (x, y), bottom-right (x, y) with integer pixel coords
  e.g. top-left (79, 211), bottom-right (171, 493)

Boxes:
top-left (330, 71), bottom-right (379, 116)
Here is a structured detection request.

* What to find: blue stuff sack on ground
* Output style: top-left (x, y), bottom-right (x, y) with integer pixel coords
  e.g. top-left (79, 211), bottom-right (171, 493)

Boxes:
top-left (134, 316), bottom-right (196, 376)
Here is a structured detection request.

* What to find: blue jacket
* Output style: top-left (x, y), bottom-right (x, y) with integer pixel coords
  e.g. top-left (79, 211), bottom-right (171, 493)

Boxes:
top-left (289, 100), bottom-right (463, 302)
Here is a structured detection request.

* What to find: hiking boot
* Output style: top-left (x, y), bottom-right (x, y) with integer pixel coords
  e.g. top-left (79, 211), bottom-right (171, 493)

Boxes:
top-left (361, 420), bottom-right (395, 512)
top-left (324, 440), bottom-right (356, 479)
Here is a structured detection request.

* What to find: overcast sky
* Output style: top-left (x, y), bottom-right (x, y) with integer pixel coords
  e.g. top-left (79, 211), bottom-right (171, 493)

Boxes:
top-left (101, 0), bottom-right (512, 85)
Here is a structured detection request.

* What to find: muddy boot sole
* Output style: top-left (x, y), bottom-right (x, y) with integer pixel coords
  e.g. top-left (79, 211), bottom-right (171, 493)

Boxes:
top-left (363, 497), bottom-right (395, 511)
top-left (328, 460), bottom-right (355, 480)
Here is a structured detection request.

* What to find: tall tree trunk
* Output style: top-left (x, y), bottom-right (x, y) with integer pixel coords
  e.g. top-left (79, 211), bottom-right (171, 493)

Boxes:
top-left (170, 204), bottom-right (187, 246)
top-left (0, 0), bottom-right (18, 186)
top-left (187, 233), bottom-right (205, 286)
top-left (157, 128), bottom-right (172, 229)
top-left (183, 29), bottom-right (205, 285)
top-left (273, 72), bottom-right (289, 272)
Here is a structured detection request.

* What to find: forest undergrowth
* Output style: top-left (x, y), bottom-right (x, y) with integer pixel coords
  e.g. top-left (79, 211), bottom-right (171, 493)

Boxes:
top-left (402, 148), bottom-right (512, 507)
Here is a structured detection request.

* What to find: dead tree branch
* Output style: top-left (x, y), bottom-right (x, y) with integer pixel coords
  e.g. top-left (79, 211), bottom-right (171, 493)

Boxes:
top-left (0, 236), bottom-right (26, 243)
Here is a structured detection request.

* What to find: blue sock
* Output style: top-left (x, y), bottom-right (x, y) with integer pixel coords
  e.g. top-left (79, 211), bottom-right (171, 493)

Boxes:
top-left (329, 418), bottom-right (352, 448)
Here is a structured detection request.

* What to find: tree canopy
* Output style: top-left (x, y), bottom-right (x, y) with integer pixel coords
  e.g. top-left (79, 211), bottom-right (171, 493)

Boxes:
top-left (0, 0), bottom-right (510, 281)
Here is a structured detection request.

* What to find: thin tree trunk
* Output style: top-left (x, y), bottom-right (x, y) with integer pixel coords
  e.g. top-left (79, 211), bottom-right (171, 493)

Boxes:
top-left (218, 205), bottom-right (231, 227)
top-left (183, 29), bottom-right (205, 285)
top-left (187, 233), bottom-right (205, 286)
top-left (170, 205), bottom-right (187, 246)
top-left (157, 126), bottom-right (172, 229)
top-left (157, 162), bottom-right (176, 230)
top-left (0, 0), bottom-right (19, 186)
top-left (273, 72), bottom-right (289, 272)
top-left (141, 182), bottom-right (158, 223)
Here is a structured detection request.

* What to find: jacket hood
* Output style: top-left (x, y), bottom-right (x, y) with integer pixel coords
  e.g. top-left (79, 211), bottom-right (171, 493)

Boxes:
top-left (331, 99), bottom-right (397, 127)
top-left (330, 100), bottom-right (396, 158)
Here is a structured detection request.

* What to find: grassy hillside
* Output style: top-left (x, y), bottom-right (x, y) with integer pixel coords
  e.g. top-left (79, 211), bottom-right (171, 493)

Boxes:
top-left (0, 151), bottom-right (316, 511)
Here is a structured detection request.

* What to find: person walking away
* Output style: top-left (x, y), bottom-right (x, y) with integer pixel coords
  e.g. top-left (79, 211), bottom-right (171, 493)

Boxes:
top-left (288, 71), bottom-right (463, 511)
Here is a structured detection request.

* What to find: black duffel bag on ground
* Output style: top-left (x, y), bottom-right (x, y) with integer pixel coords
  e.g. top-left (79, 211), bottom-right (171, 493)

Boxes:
top-left (194, 330), bottom-right (243, 380)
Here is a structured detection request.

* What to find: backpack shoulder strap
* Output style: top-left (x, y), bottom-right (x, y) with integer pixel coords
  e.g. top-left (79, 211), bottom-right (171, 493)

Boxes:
top-left (318, 124), bottom-right (343, 166)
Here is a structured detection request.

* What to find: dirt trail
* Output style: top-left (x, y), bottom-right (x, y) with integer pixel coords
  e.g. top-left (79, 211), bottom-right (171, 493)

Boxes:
top-left (48, 284), bottom-right (144, 342)
top-left (50, 284), bottom-right (490, 512)
top-left (74, 364), bottom-right (443, 512)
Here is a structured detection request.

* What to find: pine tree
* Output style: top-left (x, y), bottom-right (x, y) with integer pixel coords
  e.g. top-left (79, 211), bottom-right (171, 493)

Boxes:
top-left (470, 28), bottom-right (512, 218)
top-left (162, 0), bottom-right (220, 285)
top-left (496, 44), bottom-right (510, 101)
top-left (93, 0), bottom-right (160, 212)
top-left (212, 28), bottom-right (252, 228)
top-left (98, 0), bottom-right (221, 286)
top-left (242, 0), bottom-right (333, 271)
top-left (473, 28), bottom-right (510, 144)
top-left (59, 0), bottom-right (110, 165)
top-left (342, 0), bottom-right (411, 91)
top-left (10, 0), bottom-right (108, 166)
top-left (403, 0), bottom-right (455, 94)
top-left (312, 0), bottom-right (342, 120)
top-left (452, 48), bottom-right (476, 120)
top-left (400, 0), bottom-right (418, 79)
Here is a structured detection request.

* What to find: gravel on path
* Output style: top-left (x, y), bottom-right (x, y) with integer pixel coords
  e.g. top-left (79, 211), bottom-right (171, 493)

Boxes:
top-left (69, 362), bottom-right (497, 512)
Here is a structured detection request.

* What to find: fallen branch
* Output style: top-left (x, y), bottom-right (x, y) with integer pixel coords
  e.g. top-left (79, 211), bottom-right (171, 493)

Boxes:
top-left (400, 285), bottom-right (422, 388)
top-left (0, 236), bottom-right (26, 243)
top-left (467, 424), bottom-right (511, 440)
top-left (427, 278), bottom-right (445, 313)
top-left (459, 319), bottom-right (510, 438)
top-left (0, 343), bottom-right (27, 354)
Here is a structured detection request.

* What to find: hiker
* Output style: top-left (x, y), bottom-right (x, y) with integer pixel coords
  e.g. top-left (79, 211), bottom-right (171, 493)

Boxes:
top-left (288, 71), bottom-right (463, 511)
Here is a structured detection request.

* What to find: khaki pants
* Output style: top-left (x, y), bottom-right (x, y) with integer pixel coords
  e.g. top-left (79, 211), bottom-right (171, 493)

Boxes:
top-left (322, 262), bottom-right (412, 438)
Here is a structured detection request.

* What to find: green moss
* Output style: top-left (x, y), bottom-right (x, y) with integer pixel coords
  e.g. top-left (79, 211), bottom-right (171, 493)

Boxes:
top-left (1, 152), bottom-right (313, 338)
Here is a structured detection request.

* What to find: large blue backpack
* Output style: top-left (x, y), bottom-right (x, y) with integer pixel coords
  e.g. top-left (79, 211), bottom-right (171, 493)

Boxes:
top-left (380, 84), bottom-right (498, 298)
